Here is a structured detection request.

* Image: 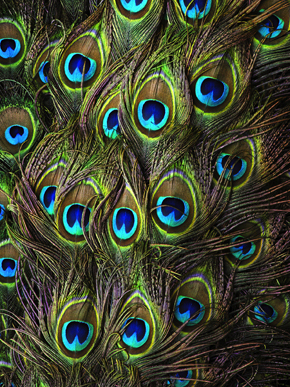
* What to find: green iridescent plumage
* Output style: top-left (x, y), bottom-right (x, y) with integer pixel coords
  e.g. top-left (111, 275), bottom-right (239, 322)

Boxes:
top-left (0, 0), bottom-right (290, 386)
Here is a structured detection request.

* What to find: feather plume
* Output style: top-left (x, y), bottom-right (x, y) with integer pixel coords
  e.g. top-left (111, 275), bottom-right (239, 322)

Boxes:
top-left (0, 0), bottom-right (290, 386)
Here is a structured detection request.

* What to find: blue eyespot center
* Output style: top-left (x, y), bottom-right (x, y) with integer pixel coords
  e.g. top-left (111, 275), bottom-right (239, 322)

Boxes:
top-left (230, 236), bottom-right (256, 260)
top-left (113, 207), bottom-right (138, 240)
top-left (5, 125), bottom-right (29, 146)
top-left (216, 153), bottom-right (247, 181)
top-left (0, 258), bottom-right (17, 278)
top-left (40, 186), bottom-right (56, 215)
top-left (175, 296), bottom-right (205, 326)
top-left (0, 204), bottom-right (5, 221)
top-left (156, 197), bottom-right (189, 227)
top-left (69, 54), bottom-right (89, 74)
top-left (64, 53), bottom-right (97, 83)
top-left (179, 0), bottom-right (211, 19)
top-left (103, 108), bottom-right (120, 139)
top-left (222, 155), bottom-right (242, 175)
top-left (62, 320), bottom-right (94, 352)
top-left (39, 60), bottom-right (50, 83)
top-left (0, 38), bottom-right (21, 59)
top-left (167, 370), bottom-right (193, 387)
top-left (122, 317), bottom-right (150, 348)
top-left (137, 99), bottom-right (169, 131)
top-left (254, 302), bottom-right (277, 324)
top-left (120, 0), bottom-right (148, 13)
top-left (201, 78), bottom-right (224, 100)
top-left (195, 76), bottom-right (229, 107)
top-left (258, 10), bottom-right (284, 39)
top-left (63, 204), bottom-right (91, 236)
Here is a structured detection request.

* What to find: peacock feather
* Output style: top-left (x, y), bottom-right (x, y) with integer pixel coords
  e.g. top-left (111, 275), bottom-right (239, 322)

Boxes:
top-left (0, 0), bottom-right (290, 386)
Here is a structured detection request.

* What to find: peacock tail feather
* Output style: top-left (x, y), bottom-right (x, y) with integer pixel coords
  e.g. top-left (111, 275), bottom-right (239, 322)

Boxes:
top-left (0, 0), bottom-right (290, 386)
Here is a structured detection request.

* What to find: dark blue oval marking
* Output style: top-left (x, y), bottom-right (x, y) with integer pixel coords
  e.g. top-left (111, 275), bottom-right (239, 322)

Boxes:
top-left (63, 204), bottom-right (91, 236)
top-left (40, 186), bottom-right (56, 215)
top-left (0, 258), bottom-right (17, 278)
top-left (216, 153), bottom-right (247, 181)
top-left (112, 207), bottom-right (138, 240)
top-left (179, 0), bottom-right (211, 19)
top-left (0, 38), bottom-right (21, 59)
top-left (137, 99), bottom-right (169, 131)
top-left (195, 76), bottom-right (229, 107)
top-left (156, 197), bottom-right (189, 227)
top-left (64, 53), bottom-right (97, 83)
top-left (120, 0), bottom-right (148, 12)
top-left (175, 296), bottom-right (205, 326)
top-left (103, 108), bottom-right (120, 139)
top-left (62, 320), bottom-right (94, 352)
top-left (254, 302), bottom-right (277, 323)
top-left (122, 317), bottom-right (150, 348)
top-left (39, 60), bottom-right (50, 83)
top-left (5, 125), bottom-right (29, 146)
top-left (230, 236), bottom-right (256, 260)
top-left (258, 10), bottom-right (284, 39)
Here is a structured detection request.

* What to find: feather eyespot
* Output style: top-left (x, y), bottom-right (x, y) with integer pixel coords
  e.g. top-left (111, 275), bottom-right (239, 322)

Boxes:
top-left (96, 92), bottom-right (121, 140)
top-left (62, 320), bottom-right (94, 352)
top-left (248, 295), bottom-right (290, 327)
top-left (156, 197), bottom-right (189, 228)
top-left (174, 296), bottom-right (205, 326)
top-left (195, 76), bottom-right (229, 107)
top-left (179, 0), bottom-right (212, 20)
top-left (137, 99), bottom-right (169, 132)
top-left (112, 207), bottom-right (138, 240)
top-left (103, 108), bottom-right (120, 139)
top-left (39, 186), bottom-right (56, 216)
top-left (62, 204), bottom-right (91, 236)
top-left (151, 170), bottom-right (196, 235)
top-left (190, 57), bottom-right (235, 114)
top-left (35, 162), bottom-right (66, 217)
top-left (60, 32), bottom-right (104, 90)
top-left (33, 42), bottom-right (58, 87)
top-left (229, 235), bottom-right (256, 260)
top-left (119, 0), bottom-right (149, 14)
top-left (0, 204), bottom-right (4, 221)
top-left (38, 61), bottom-right (50, 83)
top-left (115, 0), bottom-right (152, 19)
top-left (172, 273), bottom-right (213, 334)
top-left (214, 140), bottom-right (254, 188)
top-left (254, 302), bottom-right (278, 324)
top-left (0, 241), bottom-right (19, 285)
top-left (226, 221), bottom-right (264, 269)
top-left (216, 153), bottom-right (247, 181)
top-left (0, 107), bottom-right (37, 155)
top-left (254, 0), bottom-right (289, 46)
top-left (133, 73), bottom-right (174, 138)
top-left (5, 125), bottom-right (29, 146)
top-left (168, 370), bottom-right (198, 387)
top-left (0, 20), bottom-right (25, 67)
top-left (109, 188), bottom-right (141, 247)
top-left (56, 179), bottom-right (100, 242)
top-left (64, 53), bottom-right (97, 83)
top-left (55, 298), bottom-right (99, 361)
top-left (258, 10), bottom-right (284, 39)
top-left (121, 317), bottom-right (150, 348)
top-left (55, 179), bottom-right (101, 243)
top-left (119, 291), bottom-right (155, 357)
top-left (0, 38), bottom-right (21, 59)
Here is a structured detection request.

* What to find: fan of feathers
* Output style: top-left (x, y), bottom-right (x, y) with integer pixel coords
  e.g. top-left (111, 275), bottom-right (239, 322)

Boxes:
top-left (1, 0), bottom-right (290, 386)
